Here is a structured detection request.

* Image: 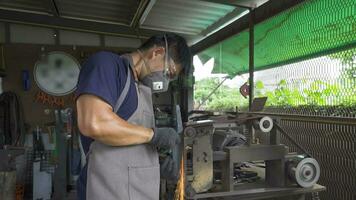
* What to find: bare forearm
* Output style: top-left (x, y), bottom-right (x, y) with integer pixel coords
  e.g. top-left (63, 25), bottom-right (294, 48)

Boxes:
top-left (76, 94), bottom-right (154, 146)
top-left (89, 113), bottom-right (153, 146)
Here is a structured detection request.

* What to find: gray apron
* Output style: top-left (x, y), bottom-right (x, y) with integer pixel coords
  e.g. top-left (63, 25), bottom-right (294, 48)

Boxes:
top-left (86, 63), bottom-right (159, 200)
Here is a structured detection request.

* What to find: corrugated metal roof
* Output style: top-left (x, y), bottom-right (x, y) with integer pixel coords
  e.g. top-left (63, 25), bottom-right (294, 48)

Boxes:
top-left (141, 0), bottom-right (237, 35)
top-left (0, 0), bottom-right (49, 14)
top-left (57, 0), bottom-right (140, 26)
top-left (0, 0), bottom-right (269, 44)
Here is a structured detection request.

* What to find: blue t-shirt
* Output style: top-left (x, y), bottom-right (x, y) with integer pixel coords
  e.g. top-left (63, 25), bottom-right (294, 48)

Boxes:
top-left (75, 51), bottom-right (138, 200)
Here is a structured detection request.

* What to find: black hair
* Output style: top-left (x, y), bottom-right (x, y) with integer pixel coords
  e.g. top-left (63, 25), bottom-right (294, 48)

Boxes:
top-left (138, 33), bottom-right (192, 74)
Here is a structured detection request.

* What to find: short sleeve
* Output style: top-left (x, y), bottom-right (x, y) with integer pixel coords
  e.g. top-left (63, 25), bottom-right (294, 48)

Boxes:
top-left (76, 51), bottom-right (121, 108)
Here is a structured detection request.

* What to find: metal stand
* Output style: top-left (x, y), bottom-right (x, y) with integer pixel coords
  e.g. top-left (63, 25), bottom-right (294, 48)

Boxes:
top-left (221, 144), bottom-right (287, 191)
top-left (183, 116), bottom-right (325, 200)
top-left (53, 110), bottom-right (67, 200)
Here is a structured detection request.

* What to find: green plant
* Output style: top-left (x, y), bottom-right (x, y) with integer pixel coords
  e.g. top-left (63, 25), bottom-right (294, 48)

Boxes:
top-left (194, 77), bottom-right (248, 111)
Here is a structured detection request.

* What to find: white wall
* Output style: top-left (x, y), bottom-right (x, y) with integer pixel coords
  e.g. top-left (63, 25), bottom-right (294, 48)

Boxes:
top-left (104, 36), bottom-right (141, 48)
top-left (1, 22), bottom-right (142, 49)
top-left (59, 30), bottom-right (100, 46)
top-left (10, 24), bottom-right (55, 44)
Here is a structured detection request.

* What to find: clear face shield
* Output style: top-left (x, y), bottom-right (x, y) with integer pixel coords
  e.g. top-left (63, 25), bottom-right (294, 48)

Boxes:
top-left (163, 35), bottom-right (177, 81)
top-left (140, 35), bottom-right (178, 93)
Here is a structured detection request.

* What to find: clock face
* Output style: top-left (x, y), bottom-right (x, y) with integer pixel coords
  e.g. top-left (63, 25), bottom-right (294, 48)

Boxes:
top-left (34, 52), bottom-right (80, 96)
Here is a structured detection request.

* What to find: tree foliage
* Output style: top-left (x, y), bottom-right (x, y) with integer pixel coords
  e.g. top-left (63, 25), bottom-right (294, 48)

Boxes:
top-left (194, 78), bottom-right (247, 111)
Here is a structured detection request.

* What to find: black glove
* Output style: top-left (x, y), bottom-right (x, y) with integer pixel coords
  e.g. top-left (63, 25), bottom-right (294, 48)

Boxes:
top-left (150, 127), bottom-right (180, 149)
top-left (160, 156), bottom-right (179, 181)
top-left (185, 182), bottom-right (196, 197)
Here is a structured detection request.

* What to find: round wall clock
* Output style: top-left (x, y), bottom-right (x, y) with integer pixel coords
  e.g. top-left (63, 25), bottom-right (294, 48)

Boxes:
top-left (34, 51), bottom-right (80, 96)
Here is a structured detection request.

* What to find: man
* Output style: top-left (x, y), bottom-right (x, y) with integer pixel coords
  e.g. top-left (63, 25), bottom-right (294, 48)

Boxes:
top-left (76, 33), bottom-right (191, 200)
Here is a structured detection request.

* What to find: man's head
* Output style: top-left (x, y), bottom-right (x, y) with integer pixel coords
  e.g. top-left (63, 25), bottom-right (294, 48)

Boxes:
top-left (137, 33), bottom-right (192, 81)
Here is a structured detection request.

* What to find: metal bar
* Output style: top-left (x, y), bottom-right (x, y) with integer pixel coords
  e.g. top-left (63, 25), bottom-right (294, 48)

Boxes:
top-left (130, 0), bottom-right (150, 28)
top-left (213, 151), bottom-right (227, 161)
top-left (140, 24), bottom-right (199, 36)
top-left (241, 112), bottom-right (356, 125)
top-left (188, 184), bottom-right (325, 199)
top-left (201, 7), bottom-right (248, 37)
top-left (274, 122), bottom-right (312, 157)
top-left (246, 122), bottom-right (253, 146)
top-left (221, 155), bottom-right (234, 191)
top-left (60, 15), bottom-right (130, 27)
top-left (269, 118), bottom-right (280, 145)
top-left (200, 0), bottom-right (269, 9)
top-left (191, 0), bottom-right (305, 54)
top-left (49, 0), bottom-right (60, 17)
top-left (196, 76), bottom-right (229, 109)
top-left (180, 87), bottom-right (189, 123)
top-left (248, 8), bottom-right (254, 111)
top-left (0, 9), bottom-right (161, 39)
top-left (265, 159), bottom-right (285, 187)
top-left (247, 9), bottom-right (255, 147)
top-left (226, 144), bottom-right (287, 162)
top-left (231, 4), bottom-right (254, 10)
top-left (180, 73), bottom-right (194, 123)
top-left (139, 0), bottom-right (156, 26)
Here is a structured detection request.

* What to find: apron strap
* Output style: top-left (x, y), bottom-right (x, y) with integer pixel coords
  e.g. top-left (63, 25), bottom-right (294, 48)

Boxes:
top-left (78, 134), bottom-right (86, 168)
top-left (113, 59), bottom-right (132, 113)
top-left (79, 56), bottom-right (132, 168)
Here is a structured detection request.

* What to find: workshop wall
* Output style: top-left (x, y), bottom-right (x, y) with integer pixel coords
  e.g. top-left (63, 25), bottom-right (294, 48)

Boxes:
top-left (0, 23), bottom-right (143, 48)
top-left (2, 43), bottom-right (130, 133)
top-left (59, 30), bottom-right (100, 46)
top-left (10, 24), bottom-right (56, 45)
top-left (0, 22), bottom-right (5, 43)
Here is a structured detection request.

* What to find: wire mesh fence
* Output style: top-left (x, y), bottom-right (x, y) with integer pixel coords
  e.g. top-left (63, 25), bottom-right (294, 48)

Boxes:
top-left (253, 47), bottom-right (356, 200)
top-left (254, 47), bottom-right (356, 117)
top-left (280, 120), bottom-right (356, 200)
top-left (197, 0), bottom-right (356, 75)
top-left (193, 0), bottom-right (356, 199)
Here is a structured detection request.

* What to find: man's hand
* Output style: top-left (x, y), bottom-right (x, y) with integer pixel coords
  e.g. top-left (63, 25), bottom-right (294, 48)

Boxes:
top-left (185, 182), bottom-right (196, 197)
top-left (149, 127), bottom-right (180, 149)
top-left (160, 156), bottom-right (178, 181)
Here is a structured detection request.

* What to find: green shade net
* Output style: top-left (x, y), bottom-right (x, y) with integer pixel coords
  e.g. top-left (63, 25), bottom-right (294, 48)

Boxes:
top-left (198, 0), bottom-right (356, 76)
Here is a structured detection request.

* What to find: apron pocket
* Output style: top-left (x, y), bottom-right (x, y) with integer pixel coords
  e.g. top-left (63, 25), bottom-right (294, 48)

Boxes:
top-left (128, 165), bottom-right (160, 200)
